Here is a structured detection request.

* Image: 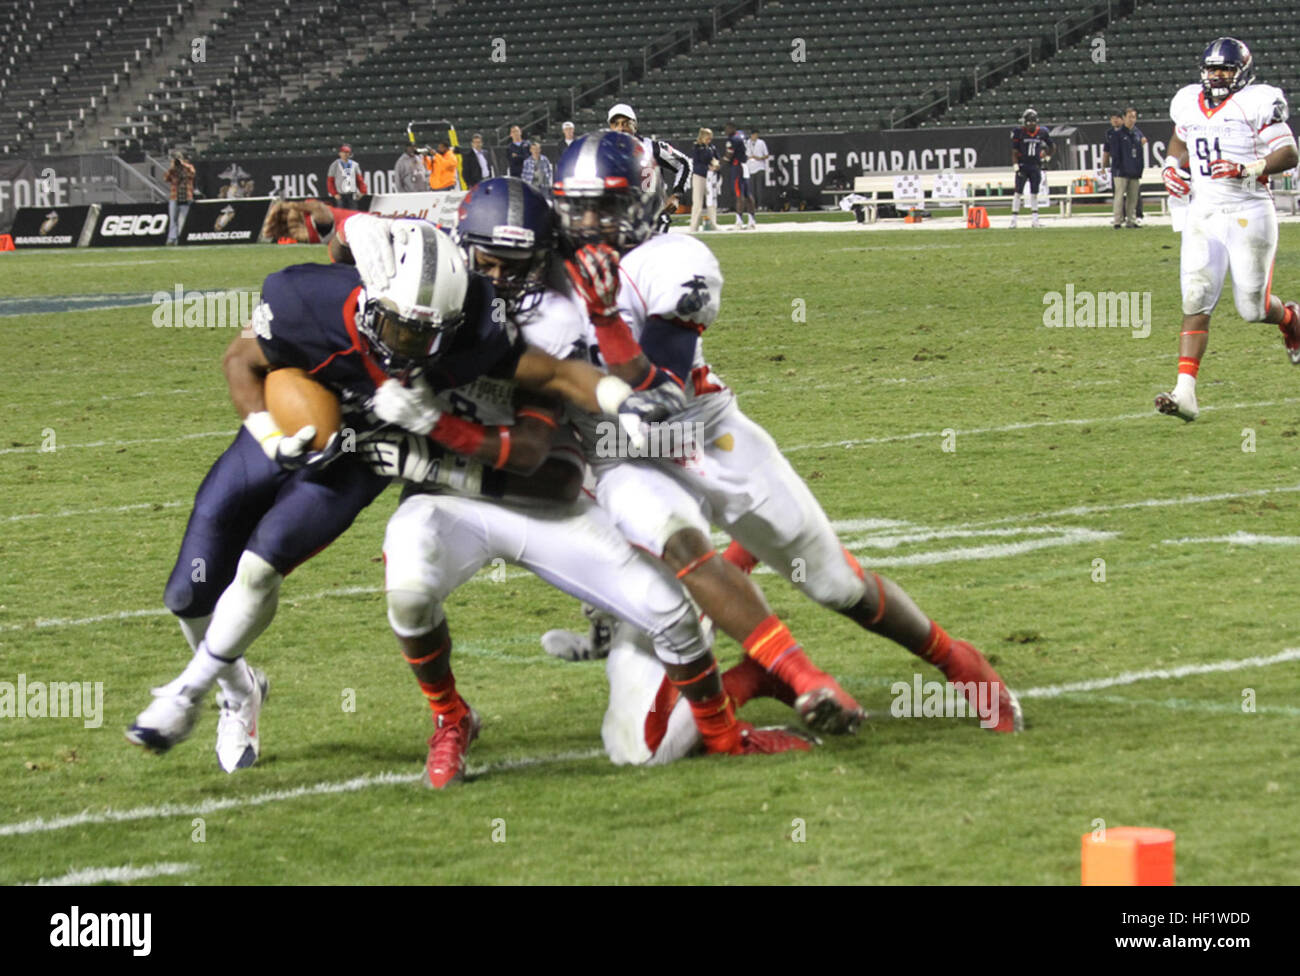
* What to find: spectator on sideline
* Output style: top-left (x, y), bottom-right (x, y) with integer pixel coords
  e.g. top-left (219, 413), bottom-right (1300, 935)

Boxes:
top-left (1103, 105), bottom-right (1144, 228)
top-left (560, 120), bottom-right (577, 155)
top-left (507, 125), bottom-right (530, 178)
top-left (327, 144), bottom-right (367, 209)
top-left (1127, 106), bottom-right (1149, 224)
top-left (689, 127), bottom-right (720, 232)
top-left (428, 141), bottom-right (458, 191)
top-left (395, 143), bottom-right (427, 193)
top-left (454, 132), bottom-right (493, 188)
top-left (745, 128), bottom-right (770, 211)
top-left (522, 140), bottom-right (554, 197)
top-left (164, 149), bottom-right (196, 245)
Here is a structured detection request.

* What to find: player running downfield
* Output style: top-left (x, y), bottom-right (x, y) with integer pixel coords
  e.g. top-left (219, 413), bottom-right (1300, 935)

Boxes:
top-left (549, 131), bottom-right (1023, 737)
top-left (126, 218), bottom-right (679, 772)
top-left (1156, 36), bottom-right (1300, 422)
top-left (1010, 108), bottom-right (1052, 229)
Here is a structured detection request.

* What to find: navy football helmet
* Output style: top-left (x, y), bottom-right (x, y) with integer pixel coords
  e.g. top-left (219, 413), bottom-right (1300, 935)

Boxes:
top-left (453, 177), bottom-right (555, 315)
top-left (552, 130), bottom-right (657, 252)
top-left (1201, 37), bottom-right (1255, 103)
top-left (1021, 108), bottom-right (1038, 127)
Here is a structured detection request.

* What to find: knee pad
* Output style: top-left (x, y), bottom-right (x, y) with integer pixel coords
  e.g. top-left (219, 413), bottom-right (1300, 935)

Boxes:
top-left (649, 603), bottom-right (709, 668)
top-left (234, 551), bottom-right (282, 596)
top-left (1234, 288), bottom-right (1270, 322)
top-left (387, 587), bottom-right (444, 639)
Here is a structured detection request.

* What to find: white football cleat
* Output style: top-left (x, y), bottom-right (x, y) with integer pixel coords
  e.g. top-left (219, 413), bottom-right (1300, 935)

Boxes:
top-left (1154, 388), bottom-right (1199, 421)
top-left (215, 667), bottom-right (269, 773)
top-left (1008, 216), bottom-right (1018, 229)
top-left (1031, 216), bottom-right (1041, 228)
top-left (126, 678), bottom-right (203, 753)
top-left (541, 603), bottom-right (614, 662)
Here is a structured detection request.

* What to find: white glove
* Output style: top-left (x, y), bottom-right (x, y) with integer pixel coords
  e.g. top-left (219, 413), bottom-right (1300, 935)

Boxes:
top-left (340, 213), bottom-right (397, 290)
top-left (244, 410), bottom-right (317, 468)
top-left (361, 432), bottom-right (484, 492)
top-left (371, 376), bottom-right (442, 435)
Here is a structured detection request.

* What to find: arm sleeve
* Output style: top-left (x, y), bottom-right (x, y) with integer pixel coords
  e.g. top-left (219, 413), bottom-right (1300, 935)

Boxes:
top-left (327, 175), bottom-right (338, 196)
top-left (1259, 91), bottom-right (1295, 151)
top-left (639, 314), bottom-right (697, 382)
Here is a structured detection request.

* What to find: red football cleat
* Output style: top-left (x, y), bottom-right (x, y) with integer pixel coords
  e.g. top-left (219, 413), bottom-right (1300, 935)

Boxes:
top-left (732, 722), bottom-right (818, 754)
top-left (940, 641), bottom-right (1024, 733)
top-left (1280, 301), bottom-right (1300, 365)
top-left (794, 676), bottom-right (867, 735)
top-left (425, 707), bottom-right (481, 788)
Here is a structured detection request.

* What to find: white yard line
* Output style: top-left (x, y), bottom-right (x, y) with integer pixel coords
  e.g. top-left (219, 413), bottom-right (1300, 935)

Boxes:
top-left (1016, 648), bottom-right (1300, 699)
top-left (0, 429), bottom-right (235, 457)
top-left (22, 862), bottom-right (197, 885)
top-left (782, 397), bottom-right (1300, 453)
top-left (1, 649), bottom-right (1295, 840)
top-left (1162, 532), bottom-right (1300, 546)
top-left (0, 750), bottom-right (604, 838)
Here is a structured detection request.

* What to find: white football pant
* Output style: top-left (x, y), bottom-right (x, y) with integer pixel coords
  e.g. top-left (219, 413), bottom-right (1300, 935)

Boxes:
top-left (1181, 197), bottom-right (1278, 320)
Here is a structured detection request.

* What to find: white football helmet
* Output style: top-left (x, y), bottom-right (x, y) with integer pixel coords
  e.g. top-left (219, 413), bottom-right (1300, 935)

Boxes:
top-left (360, 220), bottom-right (469, 374)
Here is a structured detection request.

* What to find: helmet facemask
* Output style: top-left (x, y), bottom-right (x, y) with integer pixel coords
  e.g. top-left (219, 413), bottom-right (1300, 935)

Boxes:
top-left (555, 190), bottom-right (653, 252)
top-left (361, 297), bottom-right (464, 376)
top-left (467, 244), bottom-right (549, 316)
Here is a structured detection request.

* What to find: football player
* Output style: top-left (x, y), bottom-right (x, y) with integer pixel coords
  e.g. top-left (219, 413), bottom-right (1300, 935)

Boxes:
top-left (720, 122), bottom-right (757, 230)
top-left (371, 179), bottom-right (814, 784)
top-left (550, 131), bottom-right (1023, 736)
top-left (1156, 37), bottom-right (1300, 421)
top-left (606, 104), bottom-right (691, 235)
top-left (1010, 108), bottom-right (1052, 229)
top-left (126, 217), bottom-right (679, 771)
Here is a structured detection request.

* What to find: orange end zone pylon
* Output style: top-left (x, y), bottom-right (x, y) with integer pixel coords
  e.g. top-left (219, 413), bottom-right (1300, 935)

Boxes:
top-left (1081, 826), bottom-right (1175, 886)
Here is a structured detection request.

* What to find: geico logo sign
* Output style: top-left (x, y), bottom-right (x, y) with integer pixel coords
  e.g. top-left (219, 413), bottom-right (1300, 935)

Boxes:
top-left (101, 213), bottom-right (168, 236)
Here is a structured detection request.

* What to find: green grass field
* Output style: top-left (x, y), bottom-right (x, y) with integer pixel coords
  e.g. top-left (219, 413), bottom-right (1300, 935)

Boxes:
top-left (2, 224), bottom-right (1298, 885)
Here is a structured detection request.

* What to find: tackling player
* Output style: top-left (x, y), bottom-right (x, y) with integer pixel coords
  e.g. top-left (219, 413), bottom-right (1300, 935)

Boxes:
top-left (126, 218), bottom-right (679, 771)
top-left (1010, 108), bottom-right (1052, 229)
top-left (1156, 37), bottom-right (1300, 421)
top-left (373, 179), bottom-right (814, 784)
top-left (550, 132), bottom-right (1022, 735)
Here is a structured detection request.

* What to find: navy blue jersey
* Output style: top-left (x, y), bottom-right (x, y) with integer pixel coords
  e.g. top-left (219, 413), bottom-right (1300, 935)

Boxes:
top-left (1011, 125), bottom-right (1053, 168)
top-left (253, 263), bottom-right (525, 430)
top-left (726, 133), bottom-right (747, 167)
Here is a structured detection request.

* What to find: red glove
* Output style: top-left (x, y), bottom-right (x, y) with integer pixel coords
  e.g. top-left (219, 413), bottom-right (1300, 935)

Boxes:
top-left (1162, 164), bottom-right (1191, 198)
top-left (1210, 158), bottom-right (1267, 183)
top-left (565, 243), bottom-right (621, 320)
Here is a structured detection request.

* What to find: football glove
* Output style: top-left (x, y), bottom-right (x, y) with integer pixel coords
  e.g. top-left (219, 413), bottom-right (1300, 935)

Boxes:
top-left (1162, 161), bottom-right (1192, 198)
top-left (244, 410), bottom-right (343, 471)
top-left (361, 432), bottom-right (485, 492)
top-left (339, 213), bottom-right (398, 289)
top-left (1209, 158), bottom-right (1267, 184)
top-left (565, 243), bottom-right (621, 320)
top-left (371, 376), bottom-right (442, 435)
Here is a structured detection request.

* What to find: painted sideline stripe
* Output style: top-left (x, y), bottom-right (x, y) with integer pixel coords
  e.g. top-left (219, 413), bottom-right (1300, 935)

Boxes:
top-left (0, 749), bottom-right (604, 838)
top-left (1048, 693), bottom-right (1300, 717)
top-left (4, 500), bottom-right (186, 524)
top-left (1016, 648), bottom-right (1300, 699)
top-left (783, 397), bottom-right (1300, 453)
top-left (22, 862), bottom-right (197, 886)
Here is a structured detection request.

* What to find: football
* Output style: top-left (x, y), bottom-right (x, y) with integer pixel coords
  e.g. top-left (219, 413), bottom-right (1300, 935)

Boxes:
top-left (264, 367), bottom-right (341, 451)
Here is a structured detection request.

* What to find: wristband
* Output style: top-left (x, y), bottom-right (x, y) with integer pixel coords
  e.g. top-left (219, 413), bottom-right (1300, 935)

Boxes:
top-left (429, 413), bottom-right (486, 456)
top-left (1163, 155), bottom-right (1184, 171)
top-left (243, 410), bottom-right (283, 456)
top-left (493, 426), bottom-right (511, 469)
top-left (595, 374), bottom-right (633, 415)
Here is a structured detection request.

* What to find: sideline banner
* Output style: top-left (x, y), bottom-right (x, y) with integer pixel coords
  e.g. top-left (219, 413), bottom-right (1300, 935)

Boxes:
top-left (178, 198), bottom-right (273, 244)
top-left (89, 203), bottom-right (170, 246)
top-left (9, 205), bottom-right (95, 247)
top-left (368, 191), bottom-right (465, 226)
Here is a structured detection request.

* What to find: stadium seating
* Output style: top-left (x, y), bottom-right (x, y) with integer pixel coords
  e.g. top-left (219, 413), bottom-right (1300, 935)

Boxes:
top-left (933, 1), bottom-right (1300, 127)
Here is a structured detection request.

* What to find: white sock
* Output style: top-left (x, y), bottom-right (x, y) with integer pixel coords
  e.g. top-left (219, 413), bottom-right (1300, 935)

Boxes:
top-left (203, 552), bottom-right (281, 661)
top-left (216, 656), bottom-right (255, 701)
top-left (173, 643), bottom-right (233, 698)
top-left (177, 614), bottom-right (211, 653)
top-left (747, 213), bottom-right (757, 225)
top-left (735, 214), bottom-right (743, 224)
top-left (1173, 372), bottom-right (1196, 398)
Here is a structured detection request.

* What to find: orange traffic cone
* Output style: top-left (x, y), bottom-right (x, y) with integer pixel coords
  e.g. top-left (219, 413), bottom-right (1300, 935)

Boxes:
top-left (1081, 827), bottom-right (1175, 885)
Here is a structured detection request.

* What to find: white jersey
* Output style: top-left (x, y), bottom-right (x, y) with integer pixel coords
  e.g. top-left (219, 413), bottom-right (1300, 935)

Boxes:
top-left (614, 233), bottom-right (732, 422)
top-left (1171, 82), bottom-right (1295, 208)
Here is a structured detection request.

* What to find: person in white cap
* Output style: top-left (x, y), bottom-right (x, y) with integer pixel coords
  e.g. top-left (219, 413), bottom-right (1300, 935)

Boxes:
top-left (561, 120), bottom-right (577, 153)
top-left (606, 103), bottom-right (691, 234)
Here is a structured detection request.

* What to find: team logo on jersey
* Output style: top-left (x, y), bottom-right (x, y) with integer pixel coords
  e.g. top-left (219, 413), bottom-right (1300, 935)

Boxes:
top-left (676, 276), bottom-right (710, 317)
